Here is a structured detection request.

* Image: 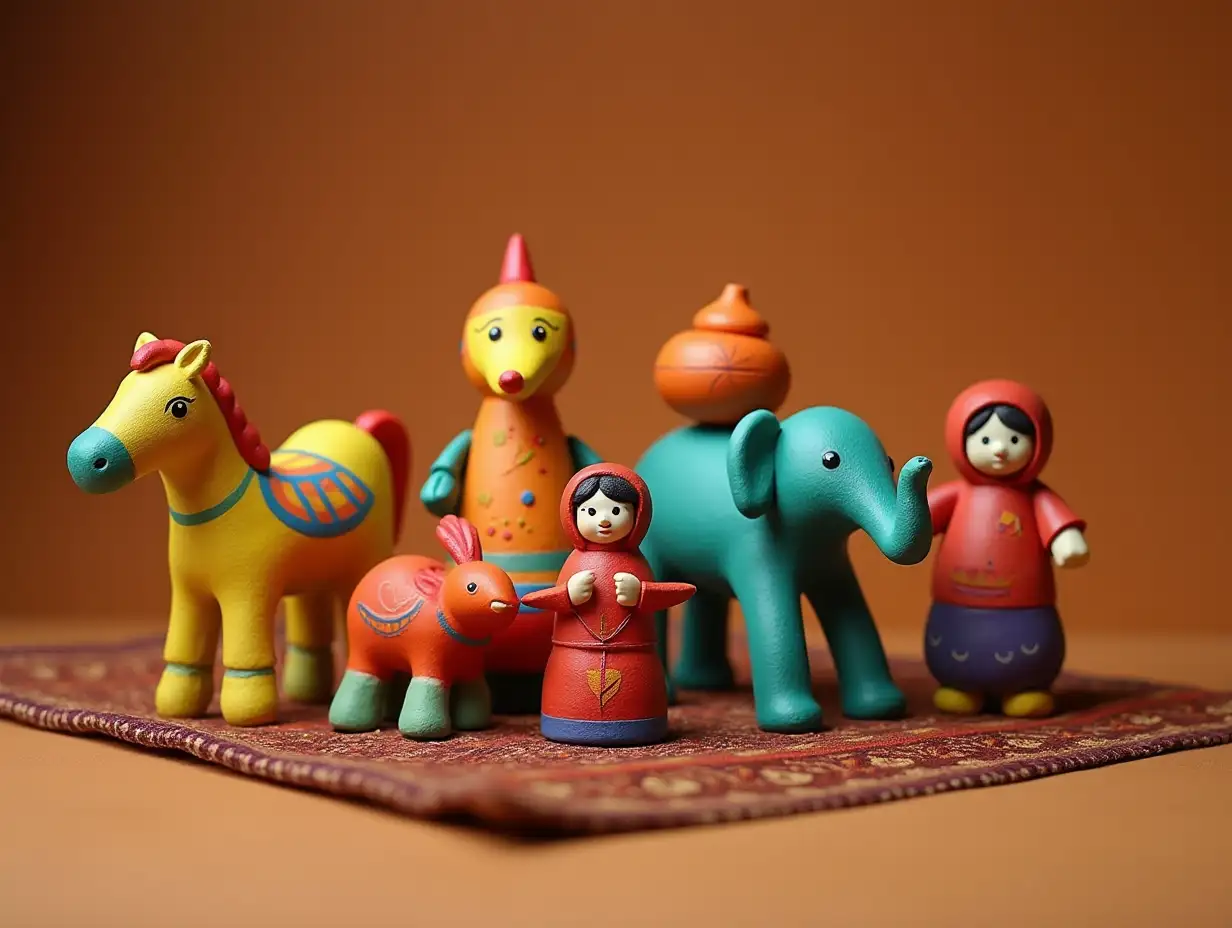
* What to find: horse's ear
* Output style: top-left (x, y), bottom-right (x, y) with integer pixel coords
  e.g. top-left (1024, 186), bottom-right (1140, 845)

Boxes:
top-left (435, 515), bottom-right (483, 565)
top-left (175, 340), bottom-right (212, 380)
top-left (134, 332), bottom-right (158, 352)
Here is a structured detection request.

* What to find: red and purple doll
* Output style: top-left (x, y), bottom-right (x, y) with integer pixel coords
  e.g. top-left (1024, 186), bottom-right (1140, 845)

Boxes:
top-left (925, 379), bottom-right (1090, 718)
top-left (521, 463), bottom-right (695, 746)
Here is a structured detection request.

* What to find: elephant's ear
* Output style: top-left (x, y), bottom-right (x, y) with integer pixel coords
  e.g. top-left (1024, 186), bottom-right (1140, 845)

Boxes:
top-left (728, 410), bottom-right (781, 519)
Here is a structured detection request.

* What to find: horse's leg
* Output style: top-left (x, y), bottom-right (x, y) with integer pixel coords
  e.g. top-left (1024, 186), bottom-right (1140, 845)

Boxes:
top-left (283, 591), bottom-right (337, 704)
top-left (218, 587), bottom-right (281, 726)
top-left (155, 580), bottom-right (221, 719)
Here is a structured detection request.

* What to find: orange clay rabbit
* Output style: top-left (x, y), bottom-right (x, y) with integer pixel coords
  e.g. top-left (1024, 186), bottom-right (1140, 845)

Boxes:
top-left (329, 515), bottom-right (519, 739)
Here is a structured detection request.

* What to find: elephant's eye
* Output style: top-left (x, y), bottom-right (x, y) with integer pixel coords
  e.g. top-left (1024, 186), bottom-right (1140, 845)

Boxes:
top-left (466, 581), bottom-right (478, 594)
top-left (886, 455), bottom-right (895, 473)
top-left (822, 451), bottom-right (841, 470)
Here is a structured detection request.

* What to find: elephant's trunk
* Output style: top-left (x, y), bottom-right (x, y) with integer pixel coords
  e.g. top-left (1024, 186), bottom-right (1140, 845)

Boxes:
top-left (865, 455), bottom-right (934, 565)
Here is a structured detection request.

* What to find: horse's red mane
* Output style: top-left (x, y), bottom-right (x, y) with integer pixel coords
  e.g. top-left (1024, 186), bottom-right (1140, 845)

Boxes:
top-left (130, 339), bottom-right (271, 472)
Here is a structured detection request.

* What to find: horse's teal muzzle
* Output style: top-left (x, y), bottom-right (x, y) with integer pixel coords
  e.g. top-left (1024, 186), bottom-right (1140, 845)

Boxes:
top-left (67, 427), bottom-right (135, 494)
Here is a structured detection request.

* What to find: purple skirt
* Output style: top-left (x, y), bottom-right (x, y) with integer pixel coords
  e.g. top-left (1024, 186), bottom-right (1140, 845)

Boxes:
top-left (924, 603), bottom-right (1065, 695)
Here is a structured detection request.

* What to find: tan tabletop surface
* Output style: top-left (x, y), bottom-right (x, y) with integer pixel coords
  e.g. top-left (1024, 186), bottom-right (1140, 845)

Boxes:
top-left (1, 617), bottom-right (1230, 927)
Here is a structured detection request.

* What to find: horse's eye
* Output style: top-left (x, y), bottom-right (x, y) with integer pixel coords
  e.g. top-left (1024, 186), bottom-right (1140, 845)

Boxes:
top-left (165, 397), bottom-right (193, 419)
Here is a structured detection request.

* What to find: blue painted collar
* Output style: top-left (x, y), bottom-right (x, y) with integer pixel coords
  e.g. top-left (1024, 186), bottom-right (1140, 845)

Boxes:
top-left (169, 468), bottom-right (256, 527)
top-left (435, 608), bottom-right (491, 648)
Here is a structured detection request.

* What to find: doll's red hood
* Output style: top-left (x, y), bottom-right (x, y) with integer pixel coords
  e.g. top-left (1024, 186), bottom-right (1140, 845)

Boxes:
top-left (559, 463), bottom-right (653, 552)
top-left (944, 379), bottom-right (1054, 487)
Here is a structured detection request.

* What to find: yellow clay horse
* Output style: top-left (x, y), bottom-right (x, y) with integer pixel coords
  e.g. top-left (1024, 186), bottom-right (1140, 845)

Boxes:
top-left (67, 333), bottom-right (409, 726)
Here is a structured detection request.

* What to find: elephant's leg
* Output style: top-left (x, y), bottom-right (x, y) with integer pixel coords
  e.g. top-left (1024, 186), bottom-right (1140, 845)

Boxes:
top-left (641, 541), bottom-right (677, 705)
top-left (282, 591), bottom-right (336, 704)
top-left (673, 588), bottom-right (735, 691)
top-left (218, 587), bottom-right (281, 726)
top-left (156, 580), bottom-right (221, 719)
top-left (729, 565), bottom-right (823, 733)
top-left (806, 564), bottom-right (906, 720)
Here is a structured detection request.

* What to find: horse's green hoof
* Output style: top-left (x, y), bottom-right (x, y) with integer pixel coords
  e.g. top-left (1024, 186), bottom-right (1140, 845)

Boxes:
top-left (450, 677), bottom-right (492, 731)
top-left (329, 670), bottom-right (384, 732)
top-left (398, 677), bottom-right (452, 740)
top-left (155, 665), bottom-right (213, 719)
top-left (283, 645), bottom-right (335, 704)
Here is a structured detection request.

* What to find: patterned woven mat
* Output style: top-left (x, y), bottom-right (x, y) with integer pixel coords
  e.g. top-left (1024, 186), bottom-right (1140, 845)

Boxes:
top-left (2, 634), bottom-right (1230, 836)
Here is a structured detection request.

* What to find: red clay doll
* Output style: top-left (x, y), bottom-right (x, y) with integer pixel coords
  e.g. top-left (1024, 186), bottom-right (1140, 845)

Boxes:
top-left (925, 380), bottom-right (1089, 718)
top-left (522, 463), bottom-right (695, 746)
top-left (329, 515), bottom-right (520, 740)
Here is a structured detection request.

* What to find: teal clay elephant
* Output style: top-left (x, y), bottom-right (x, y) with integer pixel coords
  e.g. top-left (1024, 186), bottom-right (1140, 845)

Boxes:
top-left (635, 407), bottom-right (934, 733)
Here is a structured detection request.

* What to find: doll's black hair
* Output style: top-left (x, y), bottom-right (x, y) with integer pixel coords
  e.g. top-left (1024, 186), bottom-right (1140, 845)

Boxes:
top-left (964, 403), bottom-right (1036, 438)
top-left (572, 474), bottom-right (639, 515)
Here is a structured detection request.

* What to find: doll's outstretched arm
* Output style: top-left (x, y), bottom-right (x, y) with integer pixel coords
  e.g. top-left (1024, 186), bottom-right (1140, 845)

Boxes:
top-left (520, 584), bottom-right (573, 613)
top-left (1034, 484), bottom-right (1089, 567)
top-left (420, 429), bottom-right (472, 517)
top-left (638, 581), bottom-right (697, 613)
top-left (927, 481), bottom-right (961, 535)
top-left (567, 435), bottom-right (603, 470)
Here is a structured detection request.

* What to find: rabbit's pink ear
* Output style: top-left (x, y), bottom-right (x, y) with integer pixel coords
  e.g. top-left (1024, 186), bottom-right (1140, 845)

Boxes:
top-left (435, 515), bottom-right (483, 565)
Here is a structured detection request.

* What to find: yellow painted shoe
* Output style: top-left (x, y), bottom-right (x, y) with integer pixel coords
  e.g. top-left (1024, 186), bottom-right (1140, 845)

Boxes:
top-left (1002, 691), bottom-right (1055, 718)
top-left (220, 670), bottom-right (279, 726)
top-left (933, 686), bottom-right (983, 714)
top-left (155, 664), bottom-right (213, 718)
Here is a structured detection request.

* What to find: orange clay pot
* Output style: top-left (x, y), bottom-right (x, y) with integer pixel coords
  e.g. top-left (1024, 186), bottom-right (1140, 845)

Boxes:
top-left (652, 284), bottom-right (790, 425)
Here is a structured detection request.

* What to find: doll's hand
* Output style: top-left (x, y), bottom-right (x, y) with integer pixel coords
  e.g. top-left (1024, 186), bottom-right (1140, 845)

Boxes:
top-left (419, 469), bottom-right (458, 517)
top-left (567, 571), bottom-right (596, 606)
top-left (614, 572), bottom-right (642, 607)
top-left (1051, 527), bottom-right (1090, 568)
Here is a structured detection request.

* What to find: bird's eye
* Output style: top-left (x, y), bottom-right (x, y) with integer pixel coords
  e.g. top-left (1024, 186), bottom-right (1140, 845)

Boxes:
top-left (465, 581), bottom-right (478, 594)
top-left (164, 396), bottom-right (193, 419)
top-left (886, 456), bottom-right (895, 472)
top-left (488, 326), bottom-right (502, 341)
top-left (1010, 436), bottom-right (1019, 444)
top-left (612, 506), bottom-right (621, 515)
top-left (532, 325), bottom-right (547, 342)
top-left (587, 507), bottom-right (596, 516)
top-left (822, 451), bottom-right (841, 470)
top-left (981, 436), bottom-right (990, 445)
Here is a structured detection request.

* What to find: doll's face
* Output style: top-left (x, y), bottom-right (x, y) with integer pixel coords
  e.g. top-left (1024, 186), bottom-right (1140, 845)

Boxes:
top-left (965, 412), bottom-right (1034, 477)
top-left (576, 489), bottom-right (636, 544)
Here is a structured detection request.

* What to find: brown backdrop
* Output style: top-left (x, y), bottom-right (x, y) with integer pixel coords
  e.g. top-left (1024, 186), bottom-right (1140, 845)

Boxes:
top-left (3, 1), bottom-right (1229, 634)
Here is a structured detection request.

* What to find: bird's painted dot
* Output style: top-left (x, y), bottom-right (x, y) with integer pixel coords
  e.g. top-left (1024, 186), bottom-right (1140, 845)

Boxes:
top-left (493, 431), bottom-right (507, 447)
top-left (520, 490), bottom-right (535, 506)
top-left (486, 526), bottom-right (495, 536)
top-left (503, 518), bottom-right (510, 526)
top-left (538, 467), bottom-right (548, 475)
top-left (517, 517), bottom-right (526, 528)
top-left (477, 492), bottom-right (492, 506)
top-left (533, 435), bottom-right (545, 446)
top-left (502, 530), bottom-right (513, 541)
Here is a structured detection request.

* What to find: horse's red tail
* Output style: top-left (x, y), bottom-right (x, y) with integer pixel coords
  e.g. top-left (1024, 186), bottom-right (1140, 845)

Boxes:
top-left (354, 410), bottom-right (410, 543)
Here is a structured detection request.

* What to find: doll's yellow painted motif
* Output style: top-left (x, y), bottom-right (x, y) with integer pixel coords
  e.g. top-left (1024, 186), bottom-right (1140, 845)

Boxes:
top-left (66, 333), bottom-right (409, 727)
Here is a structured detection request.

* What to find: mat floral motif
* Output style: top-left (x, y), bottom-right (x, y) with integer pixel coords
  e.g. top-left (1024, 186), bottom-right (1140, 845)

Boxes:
top-left (2, 635), bottom-right (1231, 835)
